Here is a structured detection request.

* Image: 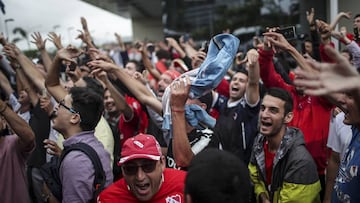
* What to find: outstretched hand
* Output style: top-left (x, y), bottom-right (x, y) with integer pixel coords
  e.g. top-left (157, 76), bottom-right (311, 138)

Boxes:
top-left (3, 43), bottom-right (21, 61)
top-left (294, 45), bottom-right (360, 95)
top-left (87, 48), bottom-right (113, 63)
top-left (87, 59), bottom-right (118, 74)
top-left (263, 31), bottom-right (292, 52)
top-left (31, 32), bottom-right (47, 50)
top-left (48, 32), bottom-right (63, 49)
top-left (337, 11), bottom-right (352, 20)
top-left (56, 45), bottom-right (83, 64)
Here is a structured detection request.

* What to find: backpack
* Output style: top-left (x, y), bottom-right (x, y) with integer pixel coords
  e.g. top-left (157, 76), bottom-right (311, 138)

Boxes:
top-left (40, 143), bottom-right (106, 202)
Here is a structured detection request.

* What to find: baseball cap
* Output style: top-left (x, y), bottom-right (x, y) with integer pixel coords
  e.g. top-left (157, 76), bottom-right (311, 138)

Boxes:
top-left (119, 133), bottom-right (162, 165)
top-left (173, 58), bottom-right (189, 72)
top-left (163, 70), bottom-right (181, 80)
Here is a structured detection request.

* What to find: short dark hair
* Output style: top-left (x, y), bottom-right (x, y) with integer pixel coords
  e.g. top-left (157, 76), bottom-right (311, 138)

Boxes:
top-left (354, 14), bottom-right (360, 19)
top-left (70, 87), bottom-right (104, 131)
top-left (82, 76), bottom-right (104, 98)
top-left (156, 49), bottom-right (171, 60)
top-left (265, 87), bottom-right (293, 115)
top-left (235, 67), bottom-right (248, 77)
top-left (185, 148), bottom-right (251, 203)
top-left (198, 91), bottom-right (213, 113)
top-left (127, 60), bottom-right (143, 72)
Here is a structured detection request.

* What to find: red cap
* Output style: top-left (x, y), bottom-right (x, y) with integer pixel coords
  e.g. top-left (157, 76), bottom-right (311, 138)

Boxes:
top-left (163, 70), bottom-right (181, 80)
top-left (119, 133), bottom-right (162, 165)
top-left (173, 59), bottom-right (189, 72)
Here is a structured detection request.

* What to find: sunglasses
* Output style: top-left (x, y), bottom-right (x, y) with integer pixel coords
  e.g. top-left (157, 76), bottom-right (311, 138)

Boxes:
top-left (122, 160), bottom-right (157, 175)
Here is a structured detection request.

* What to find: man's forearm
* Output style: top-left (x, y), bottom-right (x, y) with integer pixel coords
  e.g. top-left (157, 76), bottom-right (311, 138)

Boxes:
top-left (17, 53), bottom-right (46, 90)
top-left (171, 111), bottom-right (193, 167)
top-left (1, 105), bottom-right (35, 149)
top-left (45, 55), bottom-right (61, 87)
top-left (40, 49), bottom-right (53, 73)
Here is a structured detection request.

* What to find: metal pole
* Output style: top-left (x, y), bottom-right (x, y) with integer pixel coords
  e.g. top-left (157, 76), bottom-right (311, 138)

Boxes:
top-left (4, 18), bottom-right (14, 40)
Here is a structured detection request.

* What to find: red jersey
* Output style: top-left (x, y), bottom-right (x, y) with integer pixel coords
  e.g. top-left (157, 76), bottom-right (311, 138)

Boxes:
top-left (118, 96), bottom-right (148, 146)
top-left (264, 140), bottom-right (275, 187)
top-left (98, 168), bottom-right (186, 203)
top-left (258, 48), bottom-right (334, 175)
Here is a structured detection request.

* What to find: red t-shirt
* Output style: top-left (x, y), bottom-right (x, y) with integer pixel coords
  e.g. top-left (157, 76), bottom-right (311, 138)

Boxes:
top-left (118, 96), bottom-right (148, 146)
top-left (264, 140), bottom-right (275, 187)
top-left (98, 168), bottom-right (186, 203)
top-left (215, 79), bottom-right (230, 98)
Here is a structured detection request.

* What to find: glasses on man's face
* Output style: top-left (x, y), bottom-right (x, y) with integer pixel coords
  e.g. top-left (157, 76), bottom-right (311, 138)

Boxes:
top-left (122, 160), bottom-right (157, 176)
top-left (58, 100), bottom-right (79, 114)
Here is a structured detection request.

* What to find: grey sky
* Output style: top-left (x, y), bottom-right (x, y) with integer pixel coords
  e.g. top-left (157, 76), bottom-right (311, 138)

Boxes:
top-left (0, 0), bottom-right (132, 50)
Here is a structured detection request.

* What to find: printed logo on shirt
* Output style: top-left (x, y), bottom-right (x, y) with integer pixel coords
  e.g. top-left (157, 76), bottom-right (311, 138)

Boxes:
top-left (166, 194), bottom-right (182, 203)
top-left (349, 165), bottom-right (358, 178)
top-left (233, 112), bottom-right (237, 120)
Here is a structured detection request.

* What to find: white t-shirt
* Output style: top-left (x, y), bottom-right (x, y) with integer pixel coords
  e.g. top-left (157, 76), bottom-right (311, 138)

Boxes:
top-left (327, 112), bottom-right (352, 159)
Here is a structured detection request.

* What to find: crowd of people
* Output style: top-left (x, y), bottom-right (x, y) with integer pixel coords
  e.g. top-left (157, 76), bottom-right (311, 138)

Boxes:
top-left (0, 7), bottom-right (360, 203)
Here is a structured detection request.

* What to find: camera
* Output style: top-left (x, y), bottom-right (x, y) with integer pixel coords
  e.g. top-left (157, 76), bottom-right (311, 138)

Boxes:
top-left (277, 26), bottom-right (296, 40)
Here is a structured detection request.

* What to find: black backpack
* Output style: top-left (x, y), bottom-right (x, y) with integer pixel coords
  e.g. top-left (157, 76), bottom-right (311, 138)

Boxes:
top-left (40, 142), bottom-right (106, 202)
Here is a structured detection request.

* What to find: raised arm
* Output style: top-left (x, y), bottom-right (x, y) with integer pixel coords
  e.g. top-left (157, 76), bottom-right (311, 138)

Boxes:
top-left (306, 8), bottom-right (321, 61)
top-left (87, 60), bottom-right (163, 115)
top-left (3, 43), bottom-right (46, 93)
top-left (114, 33), bottom-right (126, 51)
top-left (166, 37), bottom-right (186, 59)
top-left (332, 30), bottom-right (360, 68)
top-left (264, 31), bottom-right (313, 73)
top-left (0, 69), bottom-right (14, 96)
top-left (45, 46), bottom-right (83, 101)
top-left (31, 32), bottom-right (52, 72)
top-left (294, 45), bottom-right (360, 108)
top-left (0, 98), bottom-right (35, 150)
top-left (138, 42), bottom-right (161, 81)
top-left (257, 37), bottom-right (292, 91)
top-left (15, 68), bottom-right (39, 106)
top-left (170, 76), bottom-right (194, 167)
top-left (94, 70), bottom-right (133, 120)
top-left (77, 17), bottom-right (96, 53)
top-left (245, 49), bottom-right (260, 105)
top-left (329, 11), bottom-right (352, 31)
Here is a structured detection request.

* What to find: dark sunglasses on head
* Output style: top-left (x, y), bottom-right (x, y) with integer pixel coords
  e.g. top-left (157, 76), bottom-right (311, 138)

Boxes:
top-left (122, 160), bottom-right (157, 175)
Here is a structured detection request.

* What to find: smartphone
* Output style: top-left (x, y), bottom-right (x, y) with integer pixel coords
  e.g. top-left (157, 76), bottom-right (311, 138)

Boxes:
top-left (201, 41), bottom-right (209, 53)
top-left (68, 62), bottom-right (77, 71)
top-left (354, 28), bottom-right (360, 42)
top-left (277, 26), bottom-right (296, 40)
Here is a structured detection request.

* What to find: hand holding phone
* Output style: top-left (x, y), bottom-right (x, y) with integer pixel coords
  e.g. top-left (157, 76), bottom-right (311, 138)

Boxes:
top-left (354, 28), bottom-right (360, 42)
top-left (276, 26), bottom-right (296, 40)
top-left (201, 41), bottom-right (209, 53)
